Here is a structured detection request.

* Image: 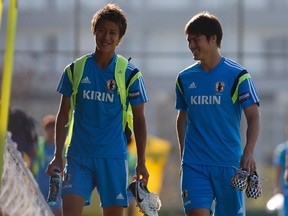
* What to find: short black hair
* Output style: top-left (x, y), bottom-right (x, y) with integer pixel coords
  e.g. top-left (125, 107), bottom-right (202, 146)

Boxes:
top-left (185, 11), bottom-right (223, 47)
top-left (91, 3), bottom-right (127, 39)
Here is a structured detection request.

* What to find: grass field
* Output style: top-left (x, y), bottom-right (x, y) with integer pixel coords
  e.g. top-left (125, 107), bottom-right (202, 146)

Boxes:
top-left (158, 209), bottom-right (277, 216)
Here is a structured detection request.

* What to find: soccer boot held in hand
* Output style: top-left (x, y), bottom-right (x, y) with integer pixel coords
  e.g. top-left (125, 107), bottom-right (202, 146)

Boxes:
top-left (128, 180), bottom-right (161, 216)
top-left (245, 172), bottom-right (262, 199)
top-left (231, 168), bottom-right (250, 191)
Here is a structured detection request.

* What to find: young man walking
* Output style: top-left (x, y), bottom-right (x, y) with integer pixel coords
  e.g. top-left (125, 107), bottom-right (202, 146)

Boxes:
top-left (47, 4), bottom-right (149, 216)
top-left (175, 11), bottom-right (261, 216)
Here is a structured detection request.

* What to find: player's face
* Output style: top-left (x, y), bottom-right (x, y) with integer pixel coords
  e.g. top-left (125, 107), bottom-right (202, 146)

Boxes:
top-left (95, 20), bottom-right (121, 55)
top-left (187, 34), bottom-right (213, 61)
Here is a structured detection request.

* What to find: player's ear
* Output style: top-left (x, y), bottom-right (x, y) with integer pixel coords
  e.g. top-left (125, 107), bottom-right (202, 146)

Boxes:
top-left (210, 35), bottom-right (217, 43)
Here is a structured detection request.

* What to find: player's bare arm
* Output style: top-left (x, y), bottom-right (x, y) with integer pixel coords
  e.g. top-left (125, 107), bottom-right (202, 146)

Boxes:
top-left (176, 110), bottom-right (187, 160)
top-left (132, 103), bottom-right (149, 184)
top-left (46, 95), bottom-right (70, 175)
top-left (241, 104), bottom-right (261, 172)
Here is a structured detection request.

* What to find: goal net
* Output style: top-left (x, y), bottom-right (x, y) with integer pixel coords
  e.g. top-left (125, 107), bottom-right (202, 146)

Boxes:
top-left (0, 133), bottom-right (53, 216)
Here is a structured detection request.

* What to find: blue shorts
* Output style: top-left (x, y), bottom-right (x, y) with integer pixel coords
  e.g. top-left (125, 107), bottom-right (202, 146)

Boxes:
top-left (181, 164), bottom-right (245, 216)
top-left (284, 192), bottom-right (288, 216)
top-left (62, 155), bottom-right (129, 208)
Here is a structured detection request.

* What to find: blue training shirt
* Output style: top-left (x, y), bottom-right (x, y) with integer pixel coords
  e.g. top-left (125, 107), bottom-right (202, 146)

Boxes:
top-left (175, 57), bottom-right (259, 167)
top-left (57, 53), bottom-right (148, 158)
top-left (273, 142), bottom-right (288, 193)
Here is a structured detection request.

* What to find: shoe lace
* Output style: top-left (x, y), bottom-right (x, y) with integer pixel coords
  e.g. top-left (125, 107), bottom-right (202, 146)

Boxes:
top-left (248, 174), bottom-right (260, 188)
top-left (238, 170), bottom-right (249, 180)
top-left (135, 181), bottom-right (161, 215)
top-left (232, 166), bottom-right (267, 182)
top-left (146, 193), bottom-right (162, 211)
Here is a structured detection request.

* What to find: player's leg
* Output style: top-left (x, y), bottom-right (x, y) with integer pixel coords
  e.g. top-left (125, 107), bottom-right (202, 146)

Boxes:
top-left (186, 208), bottom-right (211, 216)
top-left (95, 158), bottom-right (128, 216)
top-left (103, 206), bottom-right (124, 216)
top-left (61, 155), bottom-right (95, 216)
top-left (212, 166), bottom-right (245, 216)
top-left (62, 194), bottom-right (86, 216)
top-left (181, 164), bottom-right (214, 216)
top-left (127, 189), bottom-right (136, 216)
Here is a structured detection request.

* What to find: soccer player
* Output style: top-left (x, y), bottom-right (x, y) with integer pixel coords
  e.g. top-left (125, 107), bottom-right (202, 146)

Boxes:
top-left (175, 12), bottom-right (261, 216)
top-left (275, 123), bottom-right (288, 216)
top-left (46, 4), bottom-right (149, 216)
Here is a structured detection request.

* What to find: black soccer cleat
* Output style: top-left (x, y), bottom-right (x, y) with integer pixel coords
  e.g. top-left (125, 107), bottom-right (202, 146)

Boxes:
top-left (245, 172), bottom-right (262, 199)
top-left (231, 168), bottom-right (250, 191)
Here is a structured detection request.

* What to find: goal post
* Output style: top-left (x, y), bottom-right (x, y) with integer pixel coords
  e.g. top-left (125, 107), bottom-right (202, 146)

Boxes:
top-left (0, 0), bottom-right (18, 181)
top-left (0, 0), bottom-right (3, 30)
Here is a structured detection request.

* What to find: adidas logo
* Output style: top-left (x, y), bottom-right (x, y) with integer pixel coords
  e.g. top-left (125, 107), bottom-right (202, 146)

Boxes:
top-left (81, 76), bottom-right (91, 84)
top-left (116, 193), bottom-right (124, 200)
top-left (188, 82), bottom-right (197, 89)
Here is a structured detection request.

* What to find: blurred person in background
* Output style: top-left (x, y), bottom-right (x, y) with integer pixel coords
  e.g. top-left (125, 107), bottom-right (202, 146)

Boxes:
top-left (33, 114), bottom-right (62, 216)
top-left (8, 107), bottom-right (38, 171)
top-left (276, 122), bottom-right (288, 216)
top-left (175, 11), bottom-right (261, 216)
top-left (46, 3), bottom-right (149, 216)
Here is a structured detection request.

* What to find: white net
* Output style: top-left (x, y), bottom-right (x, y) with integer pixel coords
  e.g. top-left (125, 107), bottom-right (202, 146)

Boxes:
top-left (0, 134), bottom-right (53, 216)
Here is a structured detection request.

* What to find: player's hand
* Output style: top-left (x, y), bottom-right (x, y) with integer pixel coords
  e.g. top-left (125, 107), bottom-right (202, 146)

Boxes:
top-left (135, 163), bottom-right (149, 186)
top-left (240, 151), bottom-right (256, 173)
top-left (46, 156), bottom-right (64, 176)
top-left (274, 187), bottom-right (283, 194)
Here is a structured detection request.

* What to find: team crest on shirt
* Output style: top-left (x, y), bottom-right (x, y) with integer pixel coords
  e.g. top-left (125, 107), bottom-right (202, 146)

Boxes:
top-left (215, 82), bottom-right (225, 93)
top-left (106, 79), bottom-right (116, 92)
